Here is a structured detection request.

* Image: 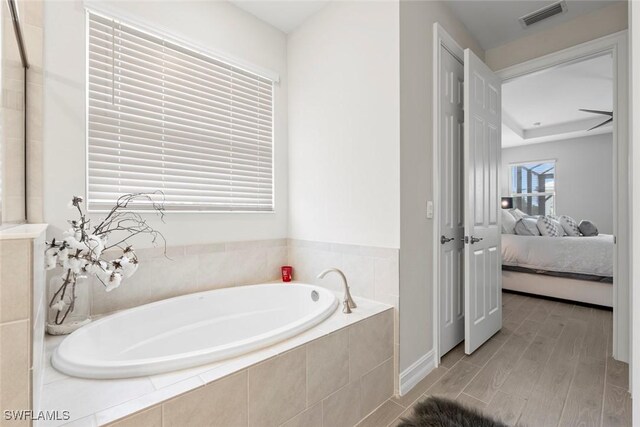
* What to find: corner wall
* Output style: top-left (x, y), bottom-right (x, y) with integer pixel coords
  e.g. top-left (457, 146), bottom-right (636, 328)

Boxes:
top-left (287, 0), bottom-right (400, 250)
top-left (398, 0), bottom-right (483, 374)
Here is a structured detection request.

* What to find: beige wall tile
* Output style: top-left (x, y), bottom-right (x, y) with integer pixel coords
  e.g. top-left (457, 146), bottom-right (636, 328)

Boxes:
top-left (248, 347), bottom-right (306, 427)
top-left (280, 403), bottom-right (321, 427)
top-left (307, 328), bottom-right (349, 406)
top-left (163, 371), bottom-right (247, 427)
top-left (360, 358), bottom-right (394, 416)
top-left (0, 320), bottom-right (30, 416)
top-left (349, 310), bottom-right (394, 379)
top-left (322, 380), bottom-right (361, 427)
top-left (107, 406), bottom-right (161, 427)
top-left (340, 253), bottom-right (375, 300)
top-left (0, 239), bottom-right (31, 322)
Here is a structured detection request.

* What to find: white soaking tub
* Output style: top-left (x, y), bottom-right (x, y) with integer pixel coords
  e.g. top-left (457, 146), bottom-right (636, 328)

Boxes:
top-left (52, 283), bottom-right (338, 379)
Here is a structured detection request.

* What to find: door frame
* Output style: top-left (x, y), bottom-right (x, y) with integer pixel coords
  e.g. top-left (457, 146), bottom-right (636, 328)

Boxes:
top-left (432, 23), bottom-right (465, 366)
top-left (495, 31), bottom-right (629, 363)
top-left (432, 27), bottom-right (629, 365)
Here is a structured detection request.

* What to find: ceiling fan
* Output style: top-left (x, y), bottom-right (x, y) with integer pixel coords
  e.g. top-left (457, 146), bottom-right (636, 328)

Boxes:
top-left (579, 109), bottom-right (613, 131)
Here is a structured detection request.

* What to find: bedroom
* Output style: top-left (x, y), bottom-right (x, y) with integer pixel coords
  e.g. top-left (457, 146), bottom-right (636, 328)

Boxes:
top-left (432, 4), bottom-right (629, 423)
top-left (500, 53), bottom-right (615, 308)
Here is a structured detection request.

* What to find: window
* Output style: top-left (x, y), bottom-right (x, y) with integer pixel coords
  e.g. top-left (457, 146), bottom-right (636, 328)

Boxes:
top-left (509, 161), bottom-right (556, 216)
top-left (87, 12), bottom-right (274, 212)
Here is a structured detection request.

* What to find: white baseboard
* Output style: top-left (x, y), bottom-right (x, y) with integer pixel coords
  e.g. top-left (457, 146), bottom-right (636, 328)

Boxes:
top-left (399, 350), bottom-right (435, 396)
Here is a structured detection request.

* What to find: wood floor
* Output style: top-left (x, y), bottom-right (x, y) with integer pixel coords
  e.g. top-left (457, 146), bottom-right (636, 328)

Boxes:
top-left (356, 291), bottom-right (631, 427)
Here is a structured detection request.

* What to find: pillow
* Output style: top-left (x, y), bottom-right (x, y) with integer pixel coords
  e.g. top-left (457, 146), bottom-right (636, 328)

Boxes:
top-left (501, 209), bottom-right (517, 234)
top-left (578, 220), bottom-right (599, 236)
top-left (537, 216), bottom-right (562, 237)
top-left (514, 217), bottom-right (541, 236)
top-left (559, 215), bottom-right (579, 236)
top-left (509, 208), bottom-right (527, 221)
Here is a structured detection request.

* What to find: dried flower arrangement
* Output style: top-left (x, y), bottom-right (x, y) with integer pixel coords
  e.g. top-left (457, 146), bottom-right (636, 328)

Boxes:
top-left (45, 193), bottom-right (166, 327)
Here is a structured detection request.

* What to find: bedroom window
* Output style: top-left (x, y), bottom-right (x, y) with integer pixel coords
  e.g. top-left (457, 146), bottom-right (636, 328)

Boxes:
top-left (509, 161), bottom-right (556, 216)
top-left (87, 11), bottom-right (275, 212)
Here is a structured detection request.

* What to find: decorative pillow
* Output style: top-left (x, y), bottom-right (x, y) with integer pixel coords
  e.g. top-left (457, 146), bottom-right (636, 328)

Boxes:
top-left (537, 216), bottom-right (562, 237)
top-left (578, 220), bottom-right (599, 236)
top-left (546, 215), bottom-right (567, 235)
top-left (509, 208), bottom-right (527, 221)
top-left (559, 215), bottom-right (579, 236)
top-left (514, 217), bottom-right (541, 236)
top-left (501, 209), bottom-right (517, 234)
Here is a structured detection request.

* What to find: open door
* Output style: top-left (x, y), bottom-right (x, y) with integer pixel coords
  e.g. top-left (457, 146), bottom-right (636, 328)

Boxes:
top-left (463, 48), bottom-right (502, 354)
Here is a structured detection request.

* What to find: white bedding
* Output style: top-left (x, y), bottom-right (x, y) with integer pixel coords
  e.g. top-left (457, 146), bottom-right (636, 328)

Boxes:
top-left (501, 234), bottom-right (614, 277)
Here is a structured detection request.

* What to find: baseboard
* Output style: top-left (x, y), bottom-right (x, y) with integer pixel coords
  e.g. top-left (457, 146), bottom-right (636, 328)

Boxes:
top-left (399, 350), bottom-right (435, 396)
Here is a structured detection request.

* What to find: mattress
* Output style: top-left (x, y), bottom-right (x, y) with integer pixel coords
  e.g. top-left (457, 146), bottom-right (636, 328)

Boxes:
top-left (501, 233), bottom-right (614, 278)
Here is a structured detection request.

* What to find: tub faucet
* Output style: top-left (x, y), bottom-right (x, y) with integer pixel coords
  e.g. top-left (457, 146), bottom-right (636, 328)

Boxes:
top-left (317, 268), bottom-right (357, 314)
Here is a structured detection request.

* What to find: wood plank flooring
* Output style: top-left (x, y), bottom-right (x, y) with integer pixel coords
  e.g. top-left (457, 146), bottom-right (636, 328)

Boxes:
top-left (357, 292), bottom-right (631, 427)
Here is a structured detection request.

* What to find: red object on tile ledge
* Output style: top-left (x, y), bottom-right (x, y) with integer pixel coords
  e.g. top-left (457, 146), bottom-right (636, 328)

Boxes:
top-left (281, 266), bottom-right (293, 282)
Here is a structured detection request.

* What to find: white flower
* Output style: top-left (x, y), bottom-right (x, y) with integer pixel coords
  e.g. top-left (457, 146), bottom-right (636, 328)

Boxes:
top-left (58, 245), bottom-right (69, 258)
top-left (51, 300), bottom-right (66, 312)
top-left (105, 272), bottom-right (122, 292)
top-left (45, 254), bottom-right (57, 270)
top-left (67, 257), bottom-right (85, 274)
top-left (64, 235), bottom-right (84, 251)
top-left (118, 256), bottom-right (139, 278)
top-left (44, 247), bottom-right (58, 270)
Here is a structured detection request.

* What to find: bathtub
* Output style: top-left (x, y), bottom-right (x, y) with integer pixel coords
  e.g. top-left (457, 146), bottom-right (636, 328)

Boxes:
top-left (52, 283), bottom-right (338, 379)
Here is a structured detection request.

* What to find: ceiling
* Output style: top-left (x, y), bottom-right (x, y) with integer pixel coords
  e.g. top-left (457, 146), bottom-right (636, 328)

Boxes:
top-left (447, 0), bottom-right (622, 50)
top-left (229, 1), bottom-right (329, 33)
top-left (502, 53), bottom-right (613, 148)
top-left (230, 0), bottom-right (622, 43)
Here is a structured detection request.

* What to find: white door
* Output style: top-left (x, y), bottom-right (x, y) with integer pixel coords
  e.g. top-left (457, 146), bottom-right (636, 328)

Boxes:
top-left (463, 48), bottom-right (502, 354)
top-left (438, 46), bottom-right (465, 357)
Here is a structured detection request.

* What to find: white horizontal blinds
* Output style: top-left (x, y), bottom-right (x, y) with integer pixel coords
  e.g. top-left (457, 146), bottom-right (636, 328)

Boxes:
top-left (87, 12), bottom-right (274, 212)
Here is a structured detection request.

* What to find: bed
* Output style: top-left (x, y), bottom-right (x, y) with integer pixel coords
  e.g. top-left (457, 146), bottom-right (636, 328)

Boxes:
top-left (501, 234), bottom-right (614, 307)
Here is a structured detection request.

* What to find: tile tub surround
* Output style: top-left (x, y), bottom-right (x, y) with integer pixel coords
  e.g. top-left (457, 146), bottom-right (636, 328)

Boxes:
top-left (40, 296), bottom-right (394, 427)
top-left (287, 239), bottom-right (400, 393)
top-left (287, 239), bottom-right (399, 306)
top-left (81, 239), bottom-right (288, 316)
top-left (0, 224), bottom-right (48, 426)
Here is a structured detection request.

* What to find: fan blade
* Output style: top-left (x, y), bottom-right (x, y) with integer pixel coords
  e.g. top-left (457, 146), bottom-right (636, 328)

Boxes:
top-left (587, 117), bottom-right (613, 131)
top-left (579, 108), bottom-right (613, 117)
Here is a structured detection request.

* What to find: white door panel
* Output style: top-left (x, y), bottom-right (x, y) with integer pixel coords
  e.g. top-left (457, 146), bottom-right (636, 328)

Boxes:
top-left (463, 48), bottom-right (502, 354)
top-left (439, 46), bottom-right (465, 356)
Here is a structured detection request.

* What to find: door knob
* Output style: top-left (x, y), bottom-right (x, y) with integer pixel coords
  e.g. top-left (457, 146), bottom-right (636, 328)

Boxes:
top-left (470, 236), bottom-right (483, 244)
top-left (440, 235), bottom-right (454, 244)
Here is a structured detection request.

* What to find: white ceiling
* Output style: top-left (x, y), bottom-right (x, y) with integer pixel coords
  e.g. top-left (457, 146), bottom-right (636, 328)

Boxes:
top-left (229, 0), bottom-right (329, 33)
top-left (447, 0), bottom-right (622, 50)
top-left (502, 53), bottom-right (613, 148)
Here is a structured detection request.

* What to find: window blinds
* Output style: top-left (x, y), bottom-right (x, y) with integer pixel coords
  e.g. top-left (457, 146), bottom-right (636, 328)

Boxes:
top-left (87, 12), bottom-right (274, 212)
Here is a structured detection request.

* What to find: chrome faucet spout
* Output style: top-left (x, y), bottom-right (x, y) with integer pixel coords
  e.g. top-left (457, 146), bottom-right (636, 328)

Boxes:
top-left (317, 268), bottom-right (357, 314)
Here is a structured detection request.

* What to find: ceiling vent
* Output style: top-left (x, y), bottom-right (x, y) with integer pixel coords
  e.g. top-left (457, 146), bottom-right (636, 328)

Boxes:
top-left (519, 1), bottom-right (567, 28)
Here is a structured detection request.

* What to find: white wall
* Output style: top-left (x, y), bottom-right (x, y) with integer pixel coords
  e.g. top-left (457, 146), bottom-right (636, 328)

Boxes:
top-left (629, 0), bottom-right (639, 409)
top-left (43, 0), bottom-right (288, 246)
top-left (399, 1), bottom-right (483, 374)
top-left (502, 134), bottom-right (614, 234)
top-left (287, 0), bottom-right (400, 249)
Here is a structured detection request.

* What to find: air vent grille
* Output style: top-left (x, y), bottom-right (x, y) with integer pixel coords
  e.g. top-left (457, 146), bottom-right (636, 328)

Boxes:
top-left (519, 1), bottom-right (567, 27)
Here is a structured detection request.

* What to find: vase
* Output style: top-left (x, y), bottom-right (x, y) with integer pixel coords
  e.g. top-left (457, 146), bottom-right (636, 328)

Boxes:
top-left (46, 274), bottom-right (92, 335)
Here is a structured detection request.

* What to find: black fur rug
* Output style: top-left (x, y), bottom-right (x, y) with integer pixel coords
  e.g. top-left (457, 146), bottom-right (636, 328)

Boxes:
top-left (397, 396), bottom-right (508, 427)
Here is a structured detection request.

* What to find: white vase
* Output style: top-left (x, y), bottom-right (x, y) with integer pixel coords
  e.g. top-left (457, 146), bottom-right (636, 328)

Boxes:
top-left (46, 274), bottom-right (92, 335)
